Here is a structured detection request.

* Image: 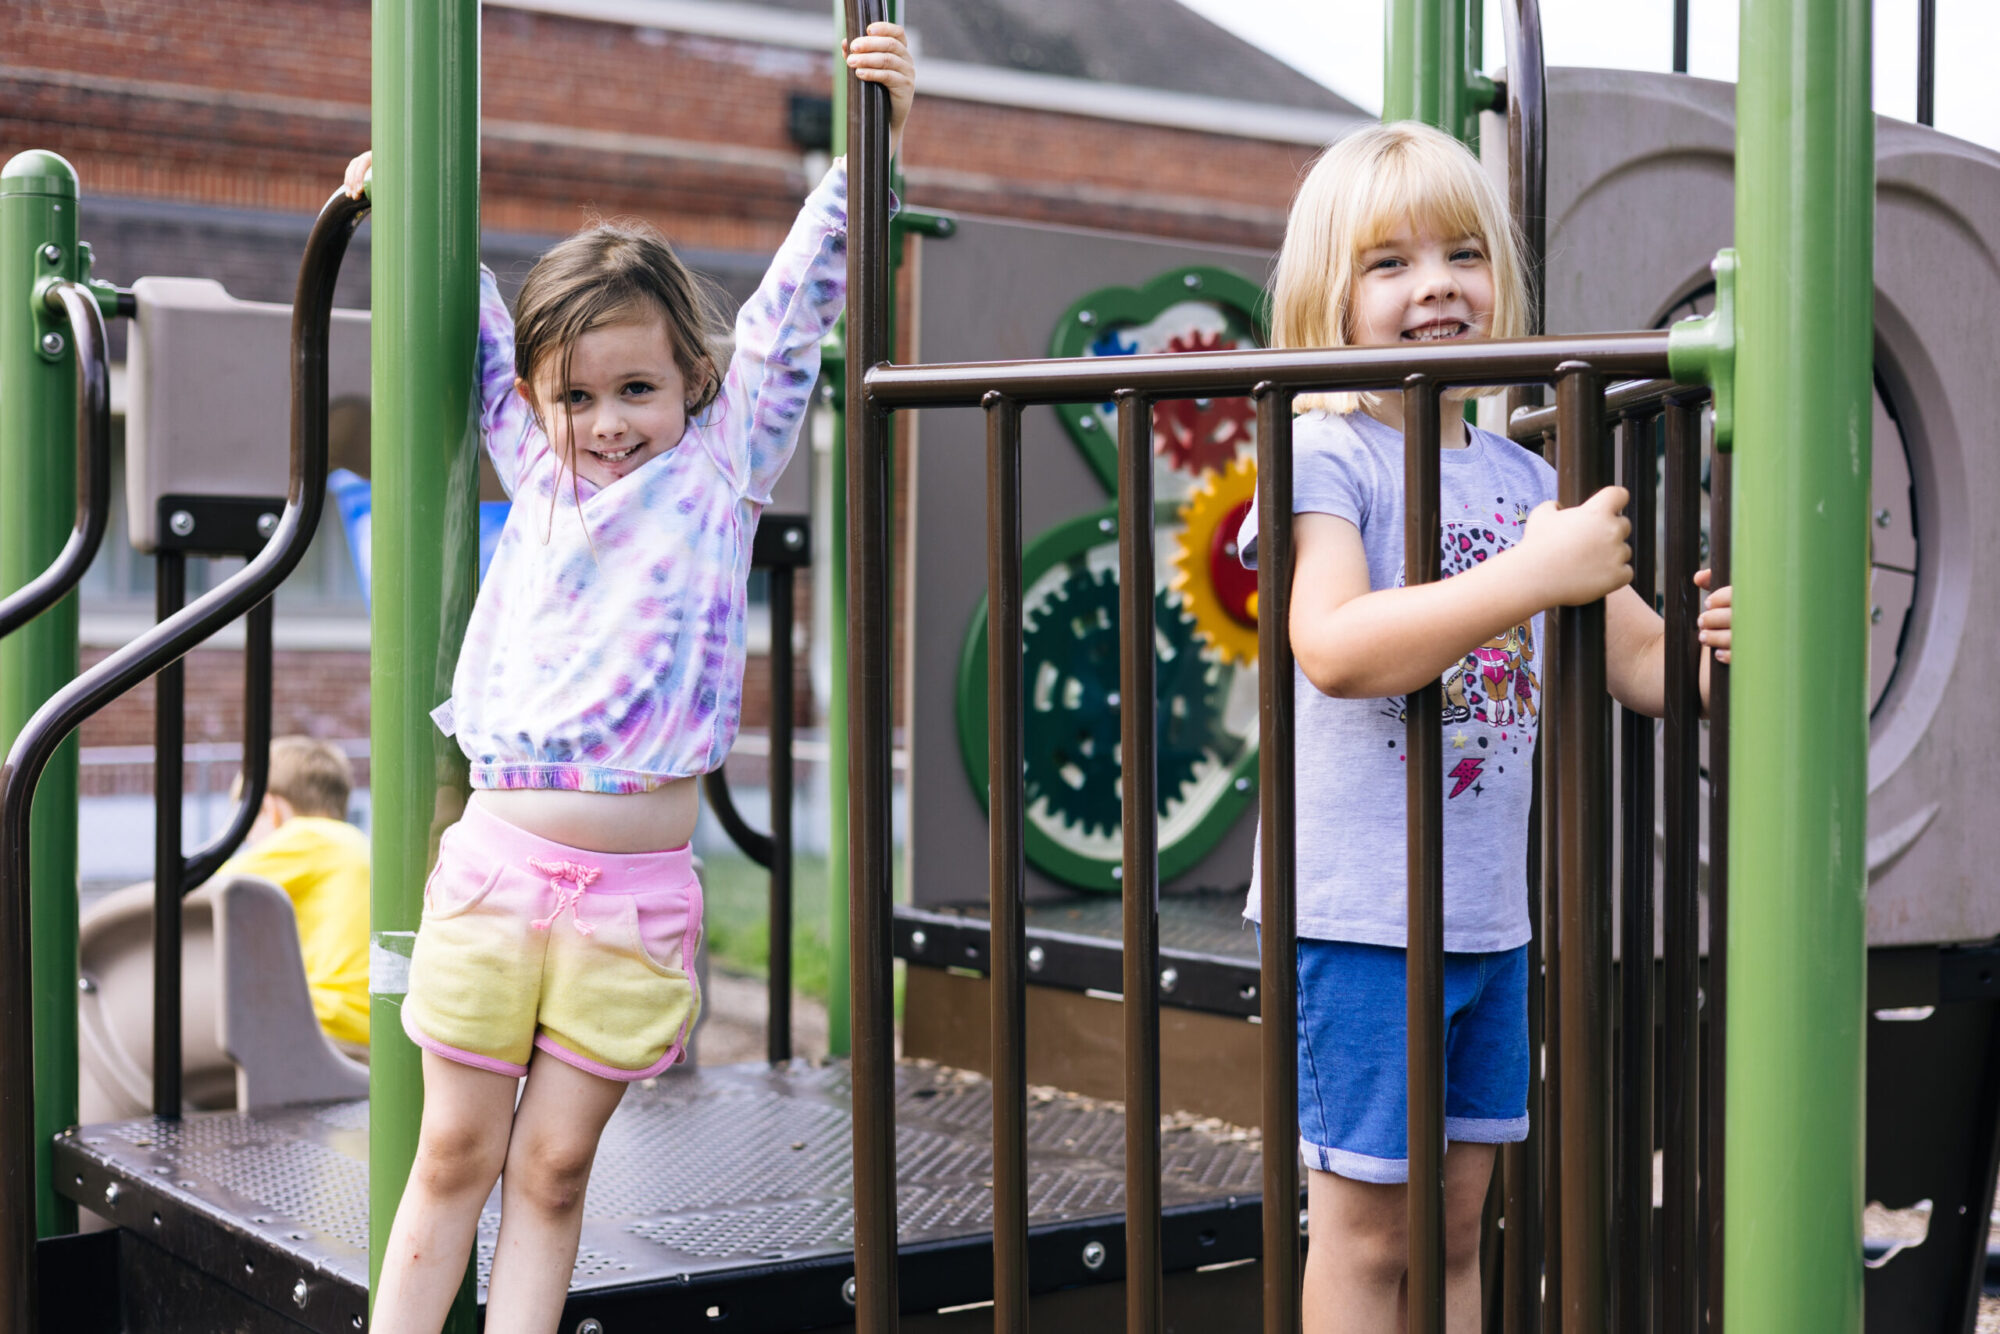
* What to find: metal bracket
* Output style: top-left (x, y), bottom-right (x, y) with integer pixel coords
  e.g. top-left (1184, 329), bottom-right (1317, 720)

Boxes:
top-left (1667, 246), bottom-right (1737, 451)
top-left (155, 495), bottom-right (285, 558)
top-left (750, 512), bottom-right (811, 569)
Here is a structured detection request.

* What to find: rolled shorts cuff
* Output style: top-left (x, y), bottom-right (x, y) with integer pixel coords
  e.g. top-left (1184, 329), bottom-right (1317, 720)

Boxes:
top-left (1301, 1138), bottom-right (1411, 1185)
top-left (1444, 1114), bottom-right (1529, 1144)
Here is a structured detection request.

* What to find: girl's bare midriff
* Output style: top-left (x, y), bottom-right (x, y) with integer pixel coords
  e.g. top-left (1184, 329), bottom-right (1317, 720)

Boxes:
top-left (472, 776), bottom-right (700, 854)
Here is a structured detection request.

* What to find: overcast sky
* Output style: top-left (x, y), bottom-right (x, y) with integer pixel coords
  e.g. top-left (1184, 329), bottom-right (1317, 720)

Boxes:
top-left (1174, 0), bottom-right (2000, 154)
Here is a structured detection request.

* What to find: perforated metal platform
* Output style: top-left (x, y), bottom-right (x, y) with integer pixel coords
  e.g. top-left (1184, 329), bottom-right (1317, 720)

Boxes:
top-left (896, 890), bottom-right (1262, 1017)
top-left (54, 1059), bottom-right (1266, 1332)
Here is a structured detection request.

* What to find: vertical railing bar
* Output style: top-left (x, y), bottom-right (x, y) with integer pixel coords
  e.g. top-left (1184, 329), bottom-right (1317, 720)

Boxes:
top-left (985, 392), bottom-right (1030, 1334)
top-left (1554, 366), bottom-right (1612, 1333)
top-left (1253, 385), bottom-right (1301, 1334)
top-left (1701, 444), bottom-right (1731, 1334)
top-left (768, 561), bottom-right (796, 1063)
top-left (1113, 389), bottom-right (1163, 1334)
top-left (1116, 389), bottom-right (1163, 1334)
top-left (843, 0), bottom-right (898, 1325)
top-left (1505, 750), bottom-right (1545, 1334)
top-left (1615, 409), bottom-right (1658, 1333)
top-left (153, 550), bottom-right (186, 1118)
top-left (1538, 419), bottom-right (1563, 1334)
top-left (1404, 374), bottom-right (1447, 1334)
top-left (1660, 396), bottom-right (1704, 1331)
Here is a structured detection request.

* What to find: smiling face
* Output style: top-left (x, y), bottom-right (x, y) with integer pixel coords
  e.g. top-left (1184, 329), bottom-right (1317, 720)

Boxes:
top-left (521, 313), bottom-right (691, 491)
top-left (1348, 226), bottom-right (1496, 350)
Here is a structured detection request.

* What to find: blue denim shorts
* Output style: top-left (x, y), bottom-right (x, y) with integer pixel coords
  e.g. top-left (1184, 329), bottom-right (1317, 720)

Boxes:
top-left (1292, 938), bottom-right (1530, 1183)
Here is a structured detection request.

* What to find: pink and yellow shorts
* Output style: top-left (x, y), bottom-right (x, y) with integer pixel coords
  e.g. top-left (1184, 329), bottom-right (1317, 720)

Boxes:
top-left (402, 801), bottom-right (702, 1081)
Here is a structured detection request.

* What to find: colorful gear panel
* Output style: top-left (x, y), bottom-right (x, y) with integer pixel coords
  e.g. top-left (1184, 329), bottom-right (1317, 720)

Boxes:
top-left (956, 503), bottom-right (1260, 894)
top-left (1049, 266), bottom-right (1268, 498)
top-left (1171, 456), bottom-right (1260, 666)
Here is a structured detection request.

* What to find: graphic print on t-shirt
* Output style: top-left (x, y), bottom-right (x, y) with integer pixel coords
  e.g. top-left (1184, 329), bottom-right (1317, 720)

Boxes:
top-left (1381, 514), bottom-right (1541, 799)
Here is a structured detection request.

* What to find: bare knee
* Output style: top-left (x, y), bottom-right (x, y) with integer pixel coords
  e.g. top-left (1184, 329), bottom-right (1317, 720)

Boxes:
top-left (506, 1133), bottom-right (597, 1216)
top-left (412, 1118), bottom-right (508, 1200)
top-left (1311, 1185), bottom-right (1408, 1290)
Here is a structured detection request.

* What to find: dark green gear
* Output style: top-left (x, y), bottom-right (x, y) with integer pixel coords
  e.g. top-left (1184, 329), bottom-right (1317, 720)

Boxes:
top-left (1019, 566), bottom-right (1230, 840)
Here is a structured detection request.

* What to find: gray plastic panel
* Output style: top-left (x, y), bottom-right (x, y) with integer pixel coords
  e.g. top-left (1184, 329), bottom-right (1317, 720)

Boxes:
top-left (905, 217), bottom-right (1271, 909)
top-left (1518, 68), bottom-right (2000, 946)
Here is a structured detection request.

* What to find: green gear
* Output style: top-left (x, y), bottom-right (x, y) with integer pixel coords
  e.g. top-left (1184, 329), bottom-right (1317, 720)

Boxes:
top-left (1019, 566), bottom-right (1229, 840)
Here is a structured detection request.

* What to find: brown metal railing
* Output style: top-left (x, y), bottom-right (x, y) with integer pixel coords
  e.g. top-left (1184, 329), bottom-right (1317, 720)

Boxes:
top-left (841, 6), bottom-right (1723, 1325)
top-left (1511, 378), bottom-right (1727, 1332)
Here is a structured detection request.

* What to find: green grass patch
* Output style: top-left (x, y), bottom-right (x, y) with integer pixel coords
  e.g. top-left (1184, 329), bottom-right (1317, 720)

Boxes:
top-left (698, 849), bottom-right (909, 1013)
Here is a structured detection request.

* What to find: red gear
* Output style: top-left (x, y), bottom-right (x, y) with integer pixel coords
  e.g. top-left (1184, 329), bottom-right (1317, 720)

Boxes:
top-left (1152, 330), bottom-right (1256, 476)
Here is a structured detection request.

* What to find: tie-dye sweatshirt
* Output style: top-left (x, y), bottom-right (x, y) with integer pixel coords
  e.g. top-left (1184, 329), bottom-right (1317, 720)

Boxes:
top-left (433, 162), bottom-right (875, 793)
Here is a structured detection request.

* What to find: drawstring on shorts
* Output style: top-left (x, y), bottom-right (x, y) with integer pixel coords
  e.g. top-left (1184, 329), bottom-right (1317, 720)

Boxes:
top-left (528, 856), bottom-right (602, 934)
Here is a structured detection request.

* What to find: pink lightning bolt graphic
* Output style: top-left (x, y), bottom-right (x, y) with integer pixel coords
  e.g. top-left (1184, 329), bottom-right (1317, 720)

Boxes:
top-left (1447, 757), bottom-right (1484, 798)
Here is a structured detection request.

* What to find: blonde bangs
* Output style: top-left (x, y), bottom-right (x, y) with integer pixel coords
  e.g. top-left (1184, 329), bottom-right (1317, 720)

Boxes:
top-left (1270, 121), bottom-right (1529, 416)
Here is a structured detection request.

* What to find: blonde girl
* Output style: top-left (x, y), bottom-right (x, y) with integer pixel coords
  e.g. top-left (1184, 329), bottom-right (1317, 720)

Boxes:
top-left (1240, 121), bottom-right (1731, 1334)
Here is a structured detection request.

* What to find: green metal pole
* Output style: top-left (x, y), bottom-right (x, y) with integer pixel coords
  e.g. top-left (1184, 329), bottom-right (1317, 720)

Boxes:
top-left (1725, 0), bottom-right (1873, 1329)
top-left (1383, 0), bottom-right (1475, 137)
top-left (0, 150), bottom-right (82, 1239)
top-left (368, 0), bottom-right (482, 1326)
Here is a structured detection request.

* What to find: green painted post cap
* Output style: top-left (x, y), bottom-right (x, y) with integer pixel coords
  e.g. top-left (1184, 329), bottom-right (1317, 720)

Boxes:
top-left (1, 151), bottom-right (79, 198)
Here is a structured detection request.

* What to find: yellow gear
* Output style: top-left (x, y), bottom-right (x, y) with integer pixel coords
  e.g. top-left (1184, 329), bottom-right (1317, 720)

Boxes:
top-left (1171, 456), bottom-right (1260, 665)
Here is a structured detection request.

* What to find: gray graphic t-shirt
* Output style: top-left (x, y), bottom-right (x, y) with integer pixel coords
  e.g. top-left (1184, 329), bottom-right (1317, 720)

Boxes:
top-left (1239, 409), bottom-right (1558, 952)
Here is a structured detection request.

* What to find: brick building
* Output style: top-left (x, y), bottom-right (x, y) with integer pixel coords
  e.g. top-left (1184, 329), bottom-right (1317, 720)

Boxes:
top-left (1, 0), bottom-right (1362, 821)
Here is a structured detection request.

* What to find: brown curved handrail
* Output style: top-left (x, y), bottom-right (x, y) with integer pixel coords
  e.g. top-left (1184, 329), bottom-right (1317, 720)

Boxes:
top-left (0, 185), bottom-right (366, 1333)
top-left (0, 280), bottom-right (111, 641)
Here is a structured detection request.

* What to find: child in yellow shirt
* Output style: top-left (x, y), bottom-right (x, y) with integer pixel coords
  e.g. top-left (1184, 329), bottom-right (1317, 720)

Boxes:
top-left (221, 736), bottom-right (371, 1054)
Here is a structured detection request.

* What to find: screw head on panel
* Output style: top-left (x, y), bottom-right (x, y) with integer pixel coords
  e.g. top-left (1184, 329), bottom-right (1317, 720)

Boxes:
top-left (1027, 945), bottom-right (1045, 972)
top-left (909, 929), bottom-right (927, 952)
top-left (842, 1276), bottom-right (857, 1306)
top-left (169, 510), bottom-right (196, 537)
top-left (1182, 272), bottom-right (1202, 290)
top-left (1077, 310), bottom-right (1096, 326)
top-left (1871, 605), bottom-right (1884, 624)
top-left (257, 512), bottom-right (279, 538)
top-left (576, 1320), bottom-right (605, 1334)
top-left (1159, 967), bottom-right (1179, 993)
top-left (40, 243), bottom-right (62, 265)
top-left (783, 526), bottom-right (805, 549)
top-left (1081, 1239), bottom-right (1107, 1270)
top-left (293, 1279), bottom-right (310, 1309)
top-left (103, 1183), bottom-right (121, 1207)
top-left (1875, 509), bottom-right (1891, 528)
top-left (39, 331), bottom-right (64, 357)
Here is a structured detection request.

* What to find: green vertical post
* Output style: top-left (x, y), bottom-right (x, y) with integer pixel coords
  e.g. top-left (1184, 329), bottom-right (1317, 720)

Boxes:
top-left (1725, 0), bottom-right (1873, 1329)
top-left (368, 0), bottom-right (482, 1326)
top-left (0, 150), bottom-right (82, 1239)
top-left (1383, 0), bottom-right (1474, 137)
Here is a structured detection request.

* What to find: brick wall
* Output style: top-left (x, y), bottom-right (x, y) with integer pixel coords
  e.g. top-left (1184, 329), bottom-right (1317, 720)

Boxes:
top-left (4, 0), bottom-right (1312, 251)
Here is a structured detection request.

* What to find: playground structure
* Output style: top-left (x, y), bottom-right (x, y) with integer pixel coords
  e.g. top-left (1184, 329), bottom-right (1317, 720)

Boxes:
top-left (0, 0), bottom-right (1994, 1331)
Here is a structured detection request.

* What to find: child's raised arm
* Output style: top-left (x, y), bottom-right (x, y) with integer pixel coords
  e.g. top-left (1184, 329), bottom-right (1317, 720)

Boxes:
top-left (342, 151), bottom-right (547, 496)
top-left (1291, 487), bottom-right (1634, 700)
top-left (703, 24), bottom-right (913, 504)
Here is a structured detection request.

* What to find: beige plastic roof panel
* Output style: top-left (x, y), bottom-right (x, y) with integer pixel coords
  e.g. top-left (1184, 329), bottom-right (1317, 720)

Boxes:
top-left (125, 276), bottom-right (370, 552)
